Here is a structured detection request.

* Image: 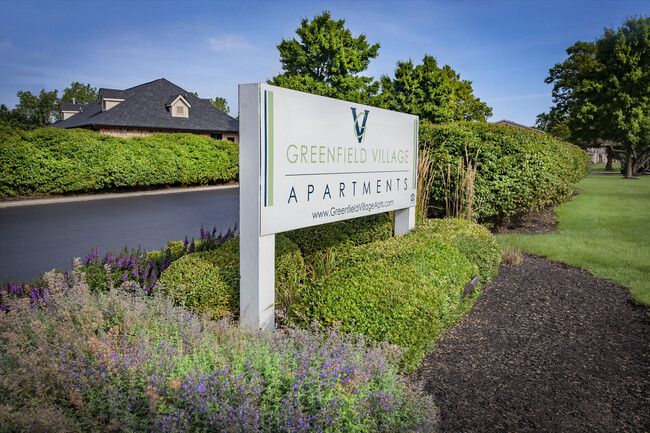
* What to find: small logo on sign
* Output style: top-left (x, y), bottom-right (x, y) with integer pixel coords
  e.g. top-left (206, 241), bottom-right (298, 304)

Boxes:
top-left (351, 107), bottom-right (369, 143)
top-left (410, 193), bottom-right (416, 202)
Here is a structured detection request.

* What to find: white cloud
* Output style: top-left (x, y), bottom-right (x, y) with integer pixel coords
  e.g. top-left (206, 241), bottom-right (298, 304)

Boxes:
top-left (207, 35), bottom-right (251, 52)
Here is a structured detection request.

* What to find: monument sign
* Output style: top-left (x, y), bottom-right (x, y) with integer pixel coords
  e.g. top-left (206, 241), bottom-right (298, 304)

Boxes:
top-left (239, 83), bottom-right (418, 329)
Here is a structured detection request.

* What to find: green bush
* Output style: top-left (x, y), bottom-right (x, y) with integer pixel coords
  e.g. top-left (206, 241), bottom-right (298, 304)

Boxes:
top-left (290, 230), bottom-right (477, 370)
top-left (0, 127), bottom-right (238, 197)
top-left (156, 235), bottom-right (305, 319)
top-left (419, 121), bottom-right (590, 226)
top-left (413, 218), bottom-right (501, 282)
top-left (284, 213), bottom-right (393, 258)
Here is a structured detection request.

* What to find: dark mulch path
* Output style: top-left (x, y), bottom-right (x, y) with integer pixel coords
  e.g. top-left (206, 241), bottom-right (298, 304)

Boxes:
top-left (414, 255), bottom-right (650, 432)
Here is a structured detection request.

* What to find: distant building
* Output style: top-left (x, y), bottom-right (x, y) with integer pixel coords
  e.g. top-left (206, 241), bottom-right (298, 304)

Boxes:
top-left (50, 78), bottom-right (239, 142)
top-left (492, 119), bottom-right (545, 134)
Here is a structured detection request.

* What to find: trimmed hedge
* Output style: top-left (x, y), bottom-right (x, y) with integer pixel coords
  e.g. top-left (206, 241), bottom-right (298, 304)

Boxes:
top-left (419, 121), bottom-right (590, 225)
top-left (156, 235), bottom-right (304, 319)
top-left (154, 215), bottom-right (391, 319)
top-left (290, 232), bottom-right (475, 369)
top-left (284, 213), bottom-right (394, 257)
top-left (0, 127), bottom-right (238, 197)
top-left (413, 218), bottom-right (501, 282)
top-left (289, 217), bottom-right (500, 369)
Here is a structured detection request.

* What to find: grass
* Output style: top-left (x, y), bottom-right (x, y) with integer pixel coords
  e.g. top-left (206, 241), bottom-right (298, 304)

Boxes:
top-left (499, 173), bottom-right (650, 306)
top-left (588, 161), bottom-right (621, 172)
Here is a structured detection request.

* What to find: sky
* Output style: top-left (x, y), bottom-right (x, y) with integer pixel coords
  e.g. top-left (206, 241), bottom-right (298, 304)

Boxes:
top-left (1, 0), bottom-right (648, 127)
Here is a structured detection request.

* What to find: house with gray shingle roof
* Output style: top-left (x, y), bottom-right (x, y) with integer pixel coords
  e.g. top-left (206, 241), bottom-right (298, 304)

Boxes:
top-left (50, 78), bottom-right (239, 142)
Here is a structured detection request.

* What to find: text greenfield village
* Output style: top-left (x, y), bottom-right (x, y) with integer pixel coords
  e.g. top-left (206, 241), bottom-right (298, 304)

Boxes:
top-left (285, 144), bottom-right (411, 203)
top-left (286, 144), bottom-right (410, 165)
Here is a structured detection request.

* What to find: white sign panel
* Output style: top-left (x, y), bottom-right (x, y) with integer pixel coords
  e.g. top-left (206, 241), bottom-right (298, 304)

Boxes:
top-left (258, 84), bottom-right (418, 235)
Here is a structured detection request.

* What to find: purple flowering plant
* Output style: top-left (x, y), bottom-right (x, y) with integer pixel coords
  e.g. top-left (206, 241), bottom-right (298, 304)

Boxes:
top-left (0, 223), bottom-right (237, 311)
top-left (0, 270), bottom-right (438, 432)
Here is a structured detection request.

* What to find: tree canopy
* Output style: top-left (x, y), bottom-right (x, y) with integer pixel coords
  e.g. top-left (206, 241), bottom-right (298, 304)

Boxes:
top-left (14, 89), bottom-right (59, 128)
top-left (375, 55), bottom-right (492, 123)
top-left (60, 81), bottom-right (98, 105)
top-left (543, 16), bottom-right (650, 177)
top-left (210, 97), bottom-right (230, 114)
top-left (268, 11), bottom-right (380, 103)
top-left (1, 81), bottom-right (97, 129)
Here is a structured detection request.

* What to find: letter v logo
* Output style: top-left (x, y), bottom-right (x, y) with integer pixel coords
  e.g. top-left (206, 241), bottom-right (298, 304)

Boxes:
top-left (351, 107), bottom-right (370, 143)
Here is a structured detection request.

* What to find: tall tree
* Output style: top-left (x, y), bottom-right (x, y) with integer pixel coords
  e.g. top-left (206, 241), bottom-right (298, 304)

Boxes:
top-left (0, 104), bottom-right (30, 129)
top-left (545, 17), bottom-right (650, 177)
top-left (535, 110), bottom-right (571, 142)
top-left (14, 89), bottom-right (59, 127)
top-left (269, 11), bottom-right (380, 103)
top-left (375, 55), bottom-right (492, 123)
top-left (60, 81), bottom-right (97, 105)
top-left (210, 97), bottom-right (230, 114)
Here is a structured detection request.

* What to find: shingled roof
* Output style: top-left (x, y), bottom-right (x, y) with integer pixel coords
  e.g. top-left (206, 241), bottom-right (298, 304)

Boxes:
top-left (51, 78), bottom-right (238, 133)
top-left (493, 119), bottom-right (545, 134)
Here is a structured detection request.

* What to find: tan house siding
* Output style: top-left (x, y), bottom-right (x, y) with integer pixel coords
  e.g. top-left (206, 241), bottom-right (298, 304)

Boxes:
top-left (98, 127), bottom-right (239, 142)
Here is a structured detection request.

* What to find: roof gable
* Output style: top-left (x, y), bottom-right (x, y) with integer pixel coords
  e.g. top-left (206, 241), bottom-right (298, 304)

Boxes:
top-left (51, 78), bottom-right (238, 133)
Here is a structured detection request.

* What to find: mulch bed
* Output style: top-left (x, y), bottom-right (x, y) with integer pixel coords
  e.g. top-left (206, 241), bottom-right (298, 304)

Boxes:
top-left (413, 211), bottom-right (650, 432)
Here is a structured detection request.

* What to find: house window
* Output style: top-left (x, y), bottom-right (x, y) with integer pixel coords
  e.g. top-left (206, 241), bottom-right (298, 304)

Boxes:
top-left (211, 133), bottom-right (223, 140)
top-left (176, 106), bottom-right (184, 115)
top-left (227, 137), bottom-right (235, 142)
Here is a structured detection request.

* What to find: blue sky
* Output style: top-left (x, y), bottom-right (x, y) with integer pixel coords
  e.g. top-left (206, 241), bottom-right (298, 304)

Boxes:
top-left (1, 0), bottom-right (648, 126)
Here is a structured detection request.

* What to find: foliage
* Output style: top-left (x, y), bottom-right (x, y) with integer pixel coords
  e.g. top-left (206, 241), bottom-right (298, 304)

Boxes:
top-left (544, 16), bottom-right (650, 177)
top-left (60, 81), bottom-right (98, 105)
top-left (284, 213), bottom-right (393, 259)
top-left (0, 127), bottom-right (239, 197)
top-left (419, 121), bottom-right (590, 226)
top-left (209, 96), bottom-right (230, 114)
top-left (290, 222), bottom-right (479, 370)
top-left (14, 88), bottom-right (59, 127)
top-left (269, 10), bottom-right (380, 104)
top-left (414, 218), bottom-right (501, 282)
top-left (0, 103), bottom-right (31, 129)
top-left (0, 271), bottom-right (438, 432)
top-left (155, 215), bottom-right (392, 322)
top-left (534, 110), bottom-right (571, 142)
top-left (499, 174), bottom-right (650, 305)
top-left (1, 224), bottom-right (237, 311)
top-left (375, 55), bottom-right (492, 123)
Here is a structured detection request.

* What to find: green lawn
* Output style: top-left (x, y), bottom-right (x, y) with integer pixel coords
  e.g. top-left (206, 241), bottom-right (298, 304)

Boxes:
top-left (499, 174), bottom-right (650, 306)
top-left (588, 161), bottom-right (621, 172)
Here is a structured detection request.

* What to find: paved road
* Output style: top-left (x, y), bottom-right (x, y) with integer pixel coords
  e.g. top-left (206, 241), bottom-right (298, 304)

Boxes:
top-left (0, 186), bottom-right (239, 282)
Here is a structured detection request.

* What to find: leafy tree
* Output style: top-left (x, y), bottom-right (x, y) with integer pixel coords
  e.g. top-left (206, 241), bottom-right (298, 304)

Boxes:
top-left (0, 104), bottom-right (31, 129)
top-left (545, 16), bottom-right (650, 177)
top-left (269, 11), bottom-right (380, 103)
top-left (535, 110), bottom-right (571, 142)
top-left (60, 81), bottom-right (97, 105)
top-left (210, 96), bottom-right (230, 114)
top-left (14, 89), bottom-right (59, 127)
top-left (375, 55), bottom-right (492, 123)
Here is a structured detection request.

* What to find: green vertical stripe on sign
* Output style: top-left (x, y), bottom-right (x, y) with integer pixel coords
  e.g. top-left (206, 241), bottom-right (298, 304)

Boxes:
top-left (413, 118), bottom-right (418, 189)
top-left (267, 91), bottom-right (274, 206)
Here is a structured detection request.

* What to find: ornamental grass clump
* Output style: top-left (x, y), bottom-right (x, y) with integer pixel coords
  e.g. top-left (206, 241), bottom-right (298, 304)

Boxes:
top-left (0, 270), bottom-right (438, 432)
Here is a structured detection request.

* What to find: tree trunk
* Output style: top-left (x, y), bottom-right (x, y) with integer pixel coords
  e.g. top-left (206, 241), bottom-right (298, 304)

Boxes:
top-left (605, 146), bottom-right (615, 171)
top-left (624, 152), bottom-right (635, 179)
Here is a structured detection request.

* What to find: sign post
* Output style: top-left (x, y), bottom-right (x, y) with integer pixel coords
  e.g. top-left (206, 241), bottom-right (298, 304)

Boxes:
top-left (239, 83), bottom-right (418, 330)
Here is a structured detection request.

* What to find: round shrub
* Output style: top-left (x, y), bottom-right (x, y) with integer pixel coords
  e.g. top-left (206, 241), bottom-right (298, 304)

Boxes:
top-left (155, 241), bottom-right (239, 319)
top-left (419, 121), bottom-right (590, 226)
top-left (413, 218), bottom-right (501, 282)
top-left (290, 233), bottom-right (476, 370)
top-left (155, 235), bottom-right (305, 319)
